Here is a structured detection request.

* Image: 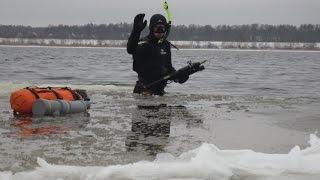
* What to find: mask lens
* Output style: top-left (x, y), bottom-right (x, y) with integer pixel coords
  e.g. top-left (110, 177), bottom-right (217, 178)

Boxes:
top-left (154, 25), bottom-right (166, 33)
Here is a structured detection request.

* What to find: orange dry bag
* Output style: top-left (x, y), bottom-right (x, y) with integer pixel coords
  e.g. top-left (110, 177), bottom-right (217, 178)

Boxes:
top-left (10, 87), bottom-right (81, 115)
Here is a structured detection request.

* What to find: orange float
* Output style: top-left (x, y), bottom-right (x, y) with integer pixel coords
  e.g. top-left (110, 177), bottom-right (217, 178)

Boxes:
top-left (10, 87), bottom-right (82, 115)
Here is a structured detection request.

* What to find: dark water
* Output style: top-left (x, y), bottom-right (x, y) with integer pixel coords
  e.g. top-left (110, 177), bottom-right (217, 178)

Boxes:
top-left (0, 46), bottom-right (320, 172)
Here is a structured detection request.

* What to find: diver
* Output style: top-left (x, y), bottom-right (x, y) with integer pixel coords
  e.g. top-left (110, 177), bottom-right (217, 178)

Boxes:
top-left (127, 13), bottom-right (189, 96)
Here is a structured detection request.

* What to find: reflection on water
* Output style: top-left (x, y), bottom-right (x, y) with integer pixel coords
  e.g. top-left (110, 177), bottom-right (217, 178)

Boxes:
top-left (10, 113), bottom-right (90, 138)
top-left (126, 104), bottom-right (203, 156)
top-left (11, 117), bottom-right (69, 137)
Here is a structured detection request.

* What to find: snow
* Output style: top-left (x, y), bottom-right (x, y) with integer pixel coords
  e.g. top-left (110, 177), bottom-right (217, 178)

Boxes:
top-left (1, 134), bottom-right (320, 180)
top-left (0, 38), bottom-right (319, 50)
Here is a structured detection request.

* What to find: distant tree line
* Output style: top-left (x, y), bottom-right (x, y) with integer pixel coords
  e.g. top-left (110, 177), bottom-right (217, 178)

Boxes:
top-left (0, 23), bottom-right (319, 42)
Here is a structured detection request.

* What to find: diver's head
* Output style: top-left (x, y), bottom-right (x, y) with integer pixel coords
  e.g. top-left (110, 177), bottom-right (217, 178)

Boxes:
top-left (149, 14), bottom-right (168, 40)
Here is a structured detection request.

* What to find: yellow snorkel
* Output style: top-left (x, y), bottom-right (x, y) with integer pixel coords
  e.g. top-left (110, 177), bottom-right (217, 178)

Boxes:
top-left (159, 0), bottom-right (173, 43)
top-left (163, 0), bottom-right (173, 25)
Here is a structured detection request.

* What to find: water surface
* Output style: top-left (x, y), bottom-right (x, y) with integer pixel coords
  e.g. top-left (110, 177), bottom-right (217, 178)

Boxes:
top-left (0, 46), bottom-right (320, 179)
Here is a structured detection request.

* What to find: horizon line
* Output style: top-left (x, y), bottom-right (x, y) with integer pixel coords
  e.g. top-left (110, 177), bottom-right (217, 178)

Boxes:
top-left (1, 22), bottom-right (319, 28)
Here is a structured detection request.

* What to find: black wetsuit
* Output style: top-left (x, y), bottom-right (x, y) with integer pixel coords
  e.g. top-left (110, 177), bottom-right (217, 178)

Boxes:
top-left (127, 34), bottom-right (175, 95)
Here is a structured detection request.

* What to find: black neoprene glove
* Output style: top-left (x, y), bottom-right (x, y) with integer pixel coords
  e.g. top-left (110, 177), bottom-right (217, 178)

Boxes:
top-left (174, 73), bottom-right (189, 84)
top-left (133, 14), bottom-right (147, 34)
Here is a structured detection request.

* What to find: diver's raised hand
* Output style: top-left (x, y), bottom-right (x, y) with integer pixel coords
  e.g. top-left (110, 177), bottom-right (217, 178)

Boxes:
top-left (133, 13), bottom-right (147, 33)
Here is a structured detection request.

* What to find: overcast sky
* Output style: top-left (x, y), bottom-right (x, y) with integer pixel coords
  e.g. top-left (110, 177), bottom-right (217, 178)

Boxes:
top-left (1, 0), bottom-right (319, 26)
